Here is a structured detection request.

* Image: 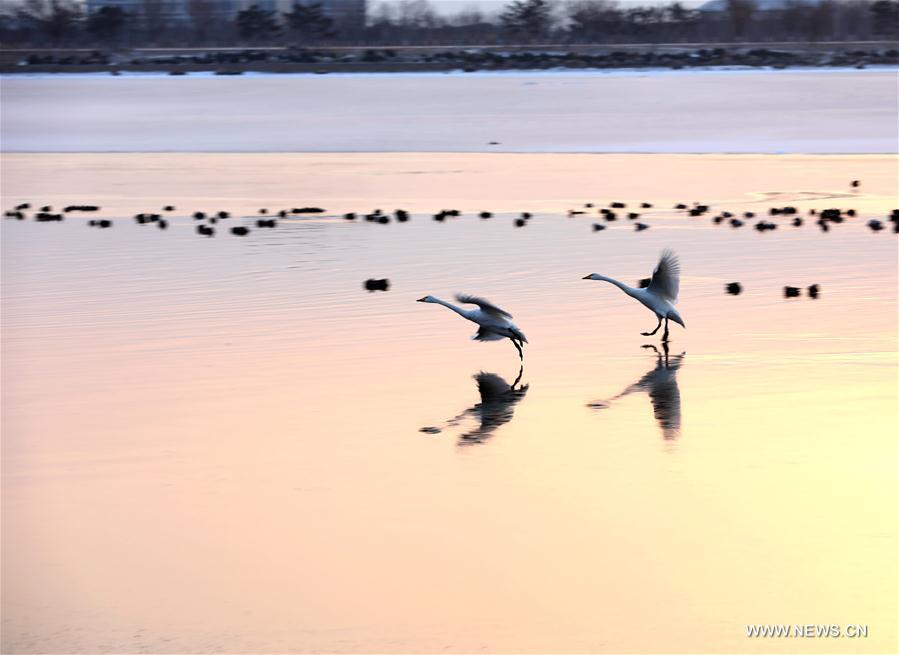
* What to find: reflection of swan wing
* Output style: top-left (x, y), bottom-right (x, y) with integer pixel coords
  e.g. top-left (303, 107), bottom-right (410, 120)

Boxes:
top-left (459, 375), bottom-right (529, 445)
top-left (648, 377), bottom-right (681, 439)
top-left (475, 372), bottom-right (512, 398)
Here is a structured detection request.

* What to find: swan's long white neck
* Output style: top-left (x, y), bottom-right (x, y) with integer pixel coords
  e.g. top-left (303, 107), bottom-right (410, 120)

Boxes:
top-left (432, 297), bottom-right (468, 317)
top-left (592, 275), bottom-right (641, 299)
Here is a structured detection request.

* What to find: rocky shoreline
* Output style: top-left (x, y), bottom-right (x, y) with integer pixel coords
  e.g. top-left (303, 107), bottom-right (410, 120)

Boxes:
top-left (3, 43), bottom-right (897, 74)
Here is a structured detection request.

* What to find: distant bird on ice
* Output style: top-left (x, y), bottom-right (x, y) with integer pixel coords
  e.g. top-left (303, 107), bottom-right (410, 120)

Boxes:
top-left (582, 249), bottom-right (685, 342)
top-left (416, 294), bottom-right (528, 360)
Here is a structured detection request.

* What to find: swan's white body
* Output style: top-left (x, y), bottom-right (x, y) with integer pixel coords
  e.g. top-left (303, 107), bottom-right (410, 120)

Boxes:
top-left (584, 249), bottom-right (685, 340)
top-left (416, 294), bottom-right (527, 358)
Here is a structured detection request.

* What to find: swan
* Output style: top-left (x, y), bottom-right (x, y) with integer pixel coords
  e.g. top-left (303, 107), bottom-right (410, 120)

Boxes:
top-left (583, 249), bottom-right (685, 342)
top-left (416, 294), bottom-right (528, 360)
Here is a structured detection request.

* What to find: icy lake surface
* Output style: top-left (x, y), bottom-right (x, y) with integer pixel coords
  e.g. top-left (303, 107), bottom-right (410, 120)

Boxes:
top-left (2, 68), bottom-right (897, 153)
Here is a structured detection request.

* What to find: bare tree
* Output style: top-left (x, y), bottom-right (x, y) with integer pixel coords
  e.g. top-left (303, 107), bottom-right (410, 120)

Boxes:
top-left (283, 2), bottom-right (335, 41)
top-left (567, 0), bottom-right (622, 41)
top-left (726, 0), bottom-right (757, 39)
top-left (141, 0), bottom-right (166, 42)
top-left (501, 0), bottom-right (553, 41)
top-left (17, 0), bottom-right (82, 45)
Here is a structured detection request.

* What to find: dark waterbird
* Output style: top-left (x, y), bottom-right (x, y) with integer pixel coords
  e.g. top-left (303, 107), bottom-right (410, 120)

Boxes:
top-left (197, 225), bottom-right (214, 236)
top-left (592, 223), bottom-right (606, 232)
top-left (784, 286), bottom-right (801, 298)
top-left (726, 282), bottom-right (742, 295)
top-left (364, 278), bottom-right (390, 292)
top-left (395, 210), bottom-right (410, 222)
top-left (807, 284), bottom-right (820, 299)
top-left (230, 226), bottom-right (250, 236)
top-left (634, 222), bottom-right (650, 231)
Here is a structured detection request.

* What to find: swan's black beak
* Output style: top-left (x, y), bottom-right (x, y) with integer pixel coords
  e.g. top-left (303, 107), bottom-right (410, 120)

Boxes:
top-left (416, 297), bottom-right (427, 302)
top-left (582, 274), bottom-right (593, 280)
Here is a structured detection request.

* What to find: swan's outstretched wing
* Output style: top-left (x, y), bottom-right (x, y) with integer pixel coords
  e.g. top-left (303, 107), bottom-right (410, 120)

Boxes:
top-left (647, 249), bottom-right (680, 303)
top-left (456, 294), bottom-right (513, 319)
top-left (472, 326), bottom-right (505, 342)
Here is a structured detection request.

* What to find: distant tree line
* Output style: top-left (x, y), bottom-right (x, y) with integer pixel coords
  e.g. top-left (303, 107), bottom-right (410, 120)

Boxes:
top-left (2, 0), bottom-right (898, 47)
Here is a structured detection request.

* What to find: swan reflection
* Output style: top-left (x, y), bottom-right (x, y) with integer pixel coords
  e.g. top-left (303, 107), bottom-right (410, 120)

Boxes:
top-left (590, 343), bottom-right (685, 440)
top-left (420, 367), bottom-right (528, 446)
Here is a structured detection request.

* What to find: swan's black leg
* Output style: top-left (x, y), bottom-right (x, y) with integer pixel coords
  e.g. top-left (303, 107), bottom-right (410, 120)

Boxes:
top-left (641, 316), bottom-right (662, 337)
top-left (511, 338), bottom-right (523, 361)
top-left (662, 318), bottom-right (670, 342)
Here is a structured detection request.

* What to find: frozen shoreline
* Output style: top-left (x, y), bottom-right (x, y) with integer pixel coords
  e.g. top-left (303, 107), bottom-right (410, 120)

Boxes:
top-left (5, 64), bottom-right (898, 79)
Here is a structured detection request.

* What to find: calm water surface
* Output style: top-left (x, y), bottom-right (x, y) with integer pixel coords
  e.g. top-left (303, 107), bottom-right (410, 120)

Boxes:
top-left (2, 153), bottom-right (897, 653)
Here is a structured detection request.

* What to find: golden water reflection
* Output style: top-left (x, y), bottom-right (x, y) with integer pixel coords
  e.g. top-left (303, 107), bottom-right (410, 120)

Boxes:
top-left (1, 153), bottom-right (896, 654)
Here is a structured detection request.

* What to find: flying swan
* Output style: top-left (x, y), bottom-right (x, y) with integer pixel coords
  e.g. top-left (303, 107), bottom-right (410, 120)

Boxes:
top-left (416, 294), bottom-right (528, 360)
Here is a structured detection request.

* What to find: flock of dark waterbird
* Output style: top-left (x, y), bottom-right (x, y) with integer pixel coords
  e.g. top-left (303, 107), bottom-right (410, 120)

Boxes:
top-left (5, 180), bottom-right (897, 301)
